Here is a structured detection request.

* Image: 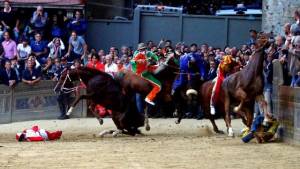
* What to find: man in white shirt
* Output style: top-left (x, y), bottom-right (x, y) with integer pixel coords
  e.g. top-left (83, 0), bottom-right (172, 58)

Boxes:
top-left (104, 54), bottom-right (118, 77)
top-left (17, 38), bottom-right (31, 59)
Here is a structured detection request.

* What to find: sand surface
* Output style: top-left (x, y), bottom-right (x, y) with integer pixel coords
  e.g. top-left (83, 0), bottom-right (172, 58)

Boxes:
top-left (0, 118), bottom-right (299, 169)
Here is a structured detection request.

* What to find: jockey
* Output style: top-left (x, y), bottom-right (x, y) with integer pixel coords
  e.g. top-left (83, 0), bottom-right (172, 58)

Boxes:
top-left (16, 125), bottom-right (62, 142)
top-left (210, 55), bottom-right (234, 115)
top-left (172, 43), bottom-right (207, 93)
top-left (131, 43), bottom-right (160, 105)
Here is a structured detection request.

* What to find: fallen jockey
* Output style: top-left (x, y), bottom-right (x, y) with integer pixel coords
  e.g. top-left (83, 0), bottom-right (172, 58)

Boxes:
top-left (241, 114), bottom-right (279, 143)
top-left (131, 43), bottom-right (161, 105)
top-left (210, 55), bottom-right (235, 115)
top-left (16, 125), bottom-right (62, 142)
top-left (172, 43), bottom-right (207, 94)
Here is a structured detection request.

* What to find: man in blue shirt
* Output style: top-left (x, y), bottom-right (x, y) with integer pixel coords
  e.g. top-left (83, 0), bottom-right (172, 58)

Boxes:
top-left (173, 43), bottom-right (207, 91)
top-left (30, 6), bottom-right (48, 35)
top-left (30, 33), bottom-right (48, 65)
top-left (65, 31), bottom-right (87, 62)
top-left (0, 60), bottom-right (17, 87)
top-left (67, 10), bottom-right (87, 36)
top-left (22, 58), bottom-right (41, 85)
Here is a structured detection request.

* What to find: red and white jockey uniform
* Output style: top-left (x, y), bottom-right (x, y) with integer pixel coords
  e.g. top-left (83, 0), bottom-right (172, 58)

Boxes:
top-left (16, 125), bottom-right (62, 142)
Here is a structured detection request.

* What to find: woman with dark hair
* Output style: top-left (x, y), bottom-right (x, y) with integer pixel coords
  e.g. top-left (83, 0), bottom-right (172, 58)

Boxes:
top-left (86, 53), bottom-right (104, 71)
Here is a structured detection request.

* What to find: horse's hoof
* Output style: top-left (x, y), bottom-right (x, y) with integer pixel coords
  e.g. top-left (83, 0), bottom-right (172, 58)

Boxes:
top-left (215, 130), bottom-right (224, 134)
top-left (227, 128), bottom-right (234, 137)
top-left (112, 130), bottom-right (121, 137)
top-left (145, 125), bottom-right (151, 131)
top-left (66, 107), bottom-right (74, 116)
top-left (175, 120), bottom-right (181, 124)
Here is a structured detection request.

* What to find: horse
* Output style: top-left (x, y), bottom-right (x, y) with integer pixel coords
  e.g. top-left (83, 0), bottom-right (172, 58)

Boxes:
top-left (172, 59), bottom-right (205, 124)
top-left (115, 54), bottom-right (180, 131)
top-left (54, 67), bottom-right (144, 136)
top-left (198, 60), bottom-right (241, 134)
top-left (222, 33), bottom-right (271, 137)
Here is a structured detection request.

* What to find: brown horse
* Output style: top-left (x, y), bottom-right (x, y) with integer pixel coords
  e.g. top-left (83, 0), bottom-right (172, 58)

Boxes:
top-left (198, 60), bottom-right (240, 133)
top-left (55, 67), bottom-right (144, 136)
top-left (116, 54), bottom-right (179, 131)
top-left (222, 33), bottom-right (270, 136)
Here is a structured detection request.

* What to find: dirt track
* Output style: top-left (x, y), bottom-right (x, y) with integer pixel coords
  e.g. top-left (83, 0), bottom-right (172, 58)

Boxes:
top-left (0, 118), bottom-right (299, 169)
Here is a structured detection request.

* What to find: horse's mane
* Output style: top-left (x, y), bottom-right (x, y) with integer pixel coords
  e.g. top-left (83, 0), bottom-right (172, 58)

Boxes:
top-left (77, 66), bottom-right (113, 79)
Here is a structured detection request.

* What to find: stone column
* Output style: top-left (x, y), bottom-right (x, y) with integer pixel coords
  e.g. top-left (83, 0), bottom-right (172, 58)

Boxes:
top-left (262, 0), bottom-right (300, 35)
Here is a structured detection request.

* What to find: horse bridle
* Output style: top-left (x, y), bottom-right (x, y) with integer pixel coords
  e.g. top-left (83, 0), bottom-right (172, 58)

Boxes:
top-left (53, 69), bottom-right (86, 94)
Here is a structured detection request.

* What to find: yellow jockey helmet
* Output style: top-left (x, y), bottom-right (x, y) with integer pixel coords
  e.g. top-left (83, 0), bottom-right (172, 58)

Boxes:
top-left (223, 55), bottom-right (233, 65)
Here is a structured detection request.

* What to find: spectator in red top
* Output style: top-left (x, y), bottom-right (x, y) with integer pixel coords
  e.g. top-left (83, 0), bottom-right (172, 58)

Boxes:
top-left (86, 53), bottom-right (104, 71)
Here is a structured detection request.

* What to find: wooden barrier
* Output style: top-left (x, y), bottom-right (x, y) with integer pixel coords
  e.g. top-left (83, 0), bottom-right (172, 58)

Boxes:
top-left (0, 81), bottom-right (87, 124)
top-left (273, 60), bottom-right (300, 144)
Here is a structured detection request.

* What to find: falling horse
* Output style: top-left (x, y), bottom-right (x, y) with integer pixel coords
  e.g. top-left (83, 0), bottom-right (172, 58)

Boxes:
top-left (54, 67), bottom-right (144, 136)
top-left (55, 54), bottom-right (179, 135)
top-left (222, 33), bottom-right (270, 136)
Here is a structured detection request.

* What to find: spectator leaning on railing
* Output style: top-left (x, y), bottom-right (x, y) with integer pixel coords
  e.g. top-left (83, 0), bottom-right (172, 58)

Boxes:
top-left (0, 60), bottom-right (17, 87)
top-left (22, 57), bottom-right (41, 86)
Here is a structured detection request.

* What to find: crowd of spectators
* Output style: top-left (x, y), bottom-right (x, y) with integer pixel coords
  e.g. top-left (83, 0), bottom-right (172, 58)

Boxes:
top-left (0, 1), bottom-right (88, 87)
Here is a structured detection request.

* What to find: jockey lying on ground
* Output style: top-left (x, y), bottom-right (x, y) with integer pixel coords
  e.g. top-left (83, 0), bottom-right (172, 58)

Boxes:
top-left (131, 43), bottom-right (161, 105)
top-left (210, 55), bottom-right (235, 115)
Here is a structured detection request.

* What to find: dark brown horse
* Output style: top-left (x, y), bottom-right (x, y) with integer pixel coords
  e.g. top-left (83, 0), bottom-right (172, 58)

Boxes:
top-left (116, 54), bottom-right (179, 131)
top-left (222, 33), bottom-right (270, 136)
top-left (55, 67), bottom-right (144, 136)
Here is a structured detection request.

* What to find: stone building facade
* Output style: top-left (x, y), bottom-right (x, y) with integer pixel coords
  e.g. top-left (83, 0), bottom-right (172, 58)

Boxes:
top-left (262, 0), bottom-right (300, 35)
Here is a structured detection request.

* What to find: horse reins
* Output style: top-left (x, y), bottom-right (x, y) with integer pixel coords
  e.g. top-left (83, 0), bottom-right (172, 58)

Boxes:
top-left (54, 69), bottom-right (87, 94)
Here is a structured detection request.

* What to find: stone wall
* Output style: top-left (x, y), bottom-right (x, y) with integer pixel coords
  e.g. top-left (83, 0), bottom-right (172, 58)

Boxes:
top-left (262, 0), bottom-right (300, 35)
top-left (0, 81), bottom-right (87, 124)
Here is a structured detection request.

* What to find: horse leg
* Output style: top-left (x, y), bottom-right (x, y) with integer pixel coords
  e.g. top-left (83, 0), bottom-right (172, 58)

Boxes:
top-left (67, 93), bottom-right (93, 116)
top-left (98, 130), bottom-right (115, 137)
top-left (233, 88), bottom-right (247, 113)
top-left (209, 115), bottom-right (224, 134)
top-left (99, 112), bottom-right (122, 137)
top-left (175, 104), bottom-right (184, 124)
top-left (172, 88), bottom-right (184, 124)
top-left (144, 106), bottom-right (150, 131)
top-left (224, 90), bottom-right (234, 137)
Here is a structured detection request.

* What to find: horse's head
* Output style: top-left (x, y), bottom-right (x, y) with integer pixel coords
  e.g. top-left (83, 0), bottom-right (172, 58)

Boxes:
top-left (154, 52), bottom-right (179, 76)
top-left (256, 32), bottom-right (272, 49)
top-left (53, 67), bottom-right (85, 94)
